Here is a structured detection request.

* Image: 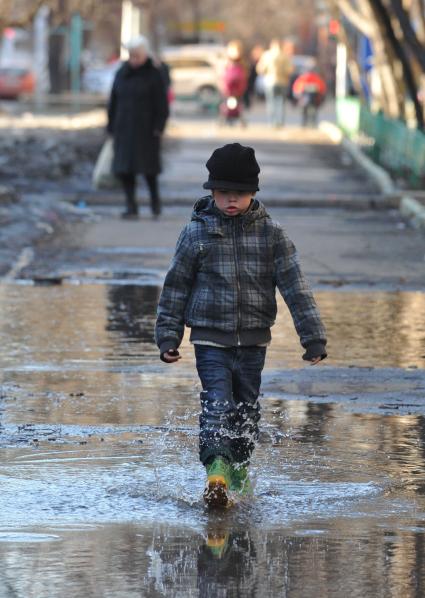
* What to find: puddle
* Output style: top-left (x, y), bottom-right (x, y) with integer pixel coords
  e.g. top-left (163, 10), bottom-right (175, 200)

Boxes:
top-left (0, 435), bottom-right (424, 598)
top-left (0, 284), bottom-right (424, 369)
top-left (0, 432), bottom-right (386, 529)
top-left (0, 283), bottom-right (425, 595)
top-left (0, 532), bottom-right (61, 543)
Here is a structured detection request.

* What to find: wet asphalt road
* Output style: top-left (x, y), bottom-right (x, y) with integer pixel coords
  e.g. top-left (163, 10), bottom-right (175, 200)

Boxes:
top-left (0, 117), bottom-right (425, 597)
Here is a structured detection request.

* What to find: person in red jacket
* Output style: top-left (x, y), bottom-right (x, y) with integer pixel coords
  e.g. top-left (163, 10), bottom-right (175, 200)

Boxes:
top-left (219, 40), bottom-right (248, 124)
top-left (292, 70), bottom-right (327, 127)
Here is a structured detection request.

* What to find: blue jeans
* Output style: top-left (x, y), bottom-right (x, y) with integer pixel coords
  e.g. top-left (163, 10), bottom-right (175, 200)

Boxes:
top-left (194, 345), bottom-right (267, 465)
top-left (264, 83), bottom-right (287, 126)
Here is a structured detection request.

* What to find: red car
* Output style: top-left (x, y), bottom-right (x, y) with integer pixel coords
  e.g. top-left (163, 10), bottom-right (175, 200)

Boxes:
top-left (0, 67), bottom-right (35, 99)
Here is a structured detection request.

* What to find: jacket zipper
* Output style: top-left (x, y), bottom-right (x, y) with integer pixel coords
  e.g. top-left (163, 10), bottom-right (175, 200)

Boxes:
top-left (232, 219), bottom-right (242, 345)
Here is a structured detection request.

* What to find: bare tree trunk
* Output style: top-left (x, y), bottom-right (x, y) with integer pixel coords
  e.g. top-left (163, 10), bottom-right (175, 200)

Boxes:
top-left (334, 0), bottom-right (394, 114)
top-left (332, 0), bottom-right (424, 126)
top-left (327, 0), bottom-right (366, 98)
top-left (409, 0), bottom-right (425, 43)
top-left (373, 0), bottom-right (424, 128)
top-left (343, 34), bottom-right (366, 100)
top-left (49, 0), bottom-right (69, 93)
top-left (357, 0), bottom-right (403, 118)
top-left (336, 0), bottom-right (374, 35)
top-left (389, 0), bottom-right (425, 70)
top-left (331, 0), bottom-right (365, 99)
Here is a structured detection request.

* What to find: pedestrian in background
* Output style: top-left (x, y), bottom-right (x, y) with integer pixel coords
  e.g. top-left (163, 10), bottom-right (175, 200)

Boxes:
top-left (256, 39), bottom-right (293, 127)
top-left (293, 67), bottom-right (327, 126)
top-left (219, 40), bottom-right (248, 125)
top-left (155, 143), bottom-right (327, 508)
top-left (243, 44), bottom-right (264, 109)
top-left (107, 35), bottom-right (169, 219)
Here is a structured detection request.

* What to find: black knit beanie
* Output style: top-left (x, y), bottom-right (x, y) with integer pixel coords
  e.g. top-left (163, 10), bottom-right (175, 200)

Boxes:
top-left (203, 143), bottom-right (260, 191)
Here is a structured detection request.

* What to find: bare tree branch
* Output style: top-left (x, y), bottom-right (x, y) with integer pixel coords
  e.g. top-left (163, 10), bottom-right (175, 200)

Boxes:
top-left (370, 0), bottom-right (423, 127)
top-left (327, 0), bottom-right (366, 97)
top-left (336, 0), bottom-right (374, 36)
top-left (389, 0), bottom-right (425, 71)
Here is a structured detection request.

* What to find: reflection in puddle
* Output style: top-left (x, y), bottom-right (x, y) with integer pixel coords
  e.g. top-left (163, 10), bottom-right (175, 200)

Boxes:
top-left (0, 284), bottom-right (424, 368)
top-left (0, 532), bottom-right (61, 543)
top-left (0, 517), bottom-right (425, 596)
top-left (0, 283), bottom-right (424, 595)
top-left (106, 285), bottom-right (160, 344)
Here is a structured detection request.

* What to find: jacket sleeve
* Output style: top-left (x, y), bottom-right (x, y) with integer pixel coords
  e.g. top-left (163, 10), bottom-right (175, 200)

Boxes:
top-left (273, 226), bottom-right (327, 360)
top-left (155, 225), bottom-right (197, 355)
top-left (152, 68), bottom-right (169, 134)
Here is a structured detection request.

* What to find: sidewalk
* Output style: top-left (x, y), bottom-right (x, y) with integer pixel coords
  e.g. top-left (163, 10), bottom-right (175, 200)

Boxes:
top-left (83, 110), bottom-right (384, 209)
top-left (4, 102), bottom-right (423, 285)
top-left (67, 105), bottom-right (423, 289)
top-left (161, 117), bottom-right (382, 205)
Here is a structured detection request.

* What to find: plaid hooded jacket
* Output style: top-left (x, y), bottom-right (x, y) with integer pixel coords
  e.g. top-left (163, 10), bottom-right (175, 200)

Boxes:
top-left (155, 197), bottom-right (327, 359)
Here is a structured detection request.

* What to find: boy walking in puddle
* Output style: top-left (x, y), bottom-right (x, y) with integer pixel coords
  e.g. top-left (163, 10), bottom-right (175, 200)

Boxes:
top-left (155, 143), bottom-right (327, 508)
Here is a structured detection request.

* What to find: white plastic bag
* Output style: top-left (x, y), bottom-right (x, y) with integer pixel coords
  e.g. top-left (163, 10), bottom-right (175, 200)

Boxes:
top-left (92, 138), bottom-right (119, 189)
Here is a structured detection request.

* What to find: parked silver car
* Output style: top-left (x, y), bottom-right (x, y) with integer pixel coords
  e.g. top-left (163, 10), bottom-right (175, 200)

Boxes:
top-left (82, 44), bottom-right (227, 107)
top-left (162, 44), bottom-right (226, 106)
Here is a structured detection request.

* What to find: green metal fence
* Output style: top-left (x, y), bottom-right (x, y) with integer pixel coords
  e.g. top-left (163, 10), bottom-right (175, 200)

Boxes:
top-left (336, 98), bottom-right (425, 187)
top-left (359, 105), bottom-right (425, 187)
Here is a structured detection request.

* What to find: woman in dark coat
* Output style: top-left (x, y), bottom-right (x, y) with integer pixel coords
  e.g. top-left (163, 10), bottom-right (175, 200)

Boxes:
top-left (107, 36), bottom-right (169, 218)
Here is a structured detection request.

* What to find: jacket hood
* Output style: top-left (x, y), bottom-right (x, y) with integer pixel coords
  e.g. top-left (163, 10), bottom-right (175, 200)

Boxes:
top-left (191, 195), bottom-right (269, 233)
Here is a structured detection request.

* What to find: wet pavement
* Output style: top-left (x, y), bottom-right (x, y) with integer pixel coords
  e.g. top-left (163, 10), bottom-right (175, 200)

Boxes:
top-left (159, 122), bottom-right (381, 204)
top-left (1, 112), bottom-right (425, 597)
top-left (13, 204), bottom-right (425, 290)
top-left (1, 277), bottom-right (425, 597)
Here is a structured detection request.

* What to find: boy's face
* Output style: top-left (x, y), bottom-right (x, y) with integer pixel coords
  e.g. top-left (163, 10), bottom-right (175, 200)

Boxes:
top-left (213, 189), bottom-right (254, 216)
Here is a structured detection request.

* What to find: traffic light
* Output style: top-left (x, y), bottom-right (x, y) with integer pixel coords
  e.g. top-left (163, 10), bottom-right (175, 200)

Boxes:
top-left (329, 19), bottom-right (340, 39)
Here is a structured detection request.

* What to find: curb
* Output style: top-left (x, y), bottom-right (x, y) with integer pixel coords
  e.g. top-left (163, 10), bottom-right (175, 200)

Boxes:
top-left (319, 121), bottom-right (425, 233)
top-left (0, 194), bottom-right (92, 278)
top-left (319, 121), bottom-right (395, 194)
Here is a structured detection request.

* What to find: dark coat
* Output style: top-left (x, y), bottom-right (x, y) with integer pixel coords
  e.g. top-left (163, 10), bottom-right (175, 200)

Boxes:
top-left (107, 59), bottom-right (169, 175)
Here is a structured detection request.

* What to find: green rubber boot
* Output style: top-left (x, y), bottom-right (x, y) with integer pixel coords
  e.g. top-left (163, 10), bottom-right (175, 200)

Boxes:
top-left (204, 457), bottom-right (233, 508)
top-left (230, 464), bottom-right (253, 495)
top-left (206, 530), bottom-right (230, 558)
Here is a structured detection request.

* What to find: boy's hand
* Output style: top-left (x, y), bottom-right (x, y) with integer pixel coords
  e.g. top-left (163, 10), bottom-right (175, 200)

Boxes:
top-left (309, 356), bottom-right (322, 366)
top-left (161, 349), bottom-right (181, 363)
top-left (302, 345), bottom-right (327, 363)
